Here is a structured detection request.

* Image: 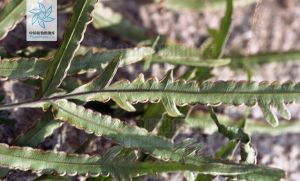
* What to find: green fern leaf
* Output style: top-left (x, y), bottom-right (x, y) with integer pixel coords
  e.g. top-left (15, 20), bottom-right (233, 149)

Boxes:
top-left (202, 0), bottom-right (233, 59)
top-left (0, 111), bottom-right (62, 178)
top-left (0, 57), bottom-right (50, 79)
top-left (0, 71), bottom-right (298, 127)
top-left (68, 71), bottom-right (294, 127)
top-left (209, 107), bottom-right (250, 143)
top-left (0, 47), bottom-right (153, 79)
top-left (0, 143), bottom-right (108, 177)
top-left (51, 99), bottom-right (171, 151)
top-left (71, 55), bottom-right (121, 93)
top-left (187, 110), bottom-right (300, 135)
top-left (39, 0), bottom-right (97, 97)
top-left (153, 43), bottom-right (231, 67)
top-left (229, 50), bottom-right (300, 73)
top-left (0, 0), bottom-right (25, 40)
top-left (50, 100), bottom-right (285, 180)
top-left (0, 143), bottom-right (283, 180)
top-left (69, 47), bottom-right (154, 75)
top-left (15, 111), bottom-right (62, 147)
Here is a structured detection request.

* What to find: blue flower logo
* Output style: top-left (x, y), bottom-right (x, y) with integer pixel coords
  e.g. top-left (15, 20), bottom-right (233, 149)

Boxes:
top-left (29, 3), bottom-right (55, 29)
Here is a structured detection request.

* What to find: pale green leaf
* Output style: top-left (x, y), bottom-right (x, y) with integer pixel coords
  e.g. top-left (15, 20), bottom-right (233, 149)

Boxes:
top-left (0, 57), bottom-right (50, 80)
top-left (40, 0), bottom-right (97, 97)
top-left (0, 143), bottom-right (283, 180)
top-left (0, 111), bottom-right (62, 178)
top-left (1, 73), bottom-right (299, 127)
top-left (0, 0), bottom-right (25, 40)
top-left (152, 43), bottom-right (231, 67)
top-left (51, 99), bottom-right (171, 151)
top-left (186, 111), bottom-right (300, 135)
top-left (66, 73), bottom-right (297, 127)
top-left (70, 47), bottom-right (154, 75)
top-left (15, 111), bottom-right (62, 147)
top-left (50, 100), bottom-right (285, 180)
top-left (229, 50), bottom-right (300, 71)
top-left (71, 54), bottom-right (121, 93)
top-left (202, 0), bottom-right (233, 59)
top-left (160, 71), bottom-right (183, 117)
top-left (258, 99), bottom-right (279, 127)
top-left (241, 143), bottom-right (257, 164)
top-left (0, 47), bottom-right (153, 80)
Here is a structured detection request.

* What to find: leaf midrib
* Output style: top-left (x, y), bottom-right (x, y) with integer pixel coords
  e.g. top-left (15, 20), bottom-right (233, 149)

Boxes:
top-left (66, 88), bottom-right (300, 96)
top-left (42, 0), bottom-right (91, 95)
top-left (1, 87), bottom-right (300, 110)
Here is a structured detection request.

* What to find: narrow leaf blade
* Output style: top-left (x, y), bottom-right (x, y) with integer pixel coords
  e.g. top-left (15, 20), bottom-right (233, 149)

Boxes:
top-left (40, 0), bottom-right (97, 97)
top-left (0, 47), bottom-right (153, 80)
top-left (51, 100), bottom-right (285, 180)
top-left (0, 0), bottom-right (26, 40)
top-left (15, 111), bottom-right (62, 147)
top-left (71, 54), bottom-right (121, 94)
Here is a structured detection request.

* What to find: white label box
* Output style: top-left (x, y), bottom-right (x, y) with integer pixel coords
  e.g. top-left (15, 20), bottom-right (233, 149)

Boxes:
top-left (26, 0), bottom-right (57, 41)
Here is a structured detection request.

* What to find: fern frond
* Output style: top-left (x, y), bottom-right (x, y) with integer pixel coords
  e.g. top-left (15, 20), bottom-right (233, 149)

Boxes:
top-left (208, 107), bottom-right (250, 143)
top-left (187, 111), bottom-right (300, 136)
top-left (39, 0), bottom-right (98, 97)
top-left (0, 47), bottom-right (153, 79)
top-left (50, 100), bottom-right (285, 180)
top-left (0, 143), bottom-right (283, 180)
top-left (15, 111), bottom-right (62, 147)
top-left (0, 0), bottom-right (25, 40)
top-left (70, 71), bottom-right (295, 127)
top-left (152, 43), bottom-right (231, 67)
top-left (202, 0), bottom-right (233, 59)
top-left (0, 71), bottom-right (299, 127)
top-left (71, 55), bottom-right (121, 93)
top-left (51, 99), bottom-right (171, 150)
top-left (230, 50), bottom-right (300, 71)
top-left (70, 47), bottom-right (154, 74)
top-left (0, 111), bottom-right (62, 178)
top-left (0, 57), bottom-right (49, 79)
top-left (0, 143), bottom-right (104, 177)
